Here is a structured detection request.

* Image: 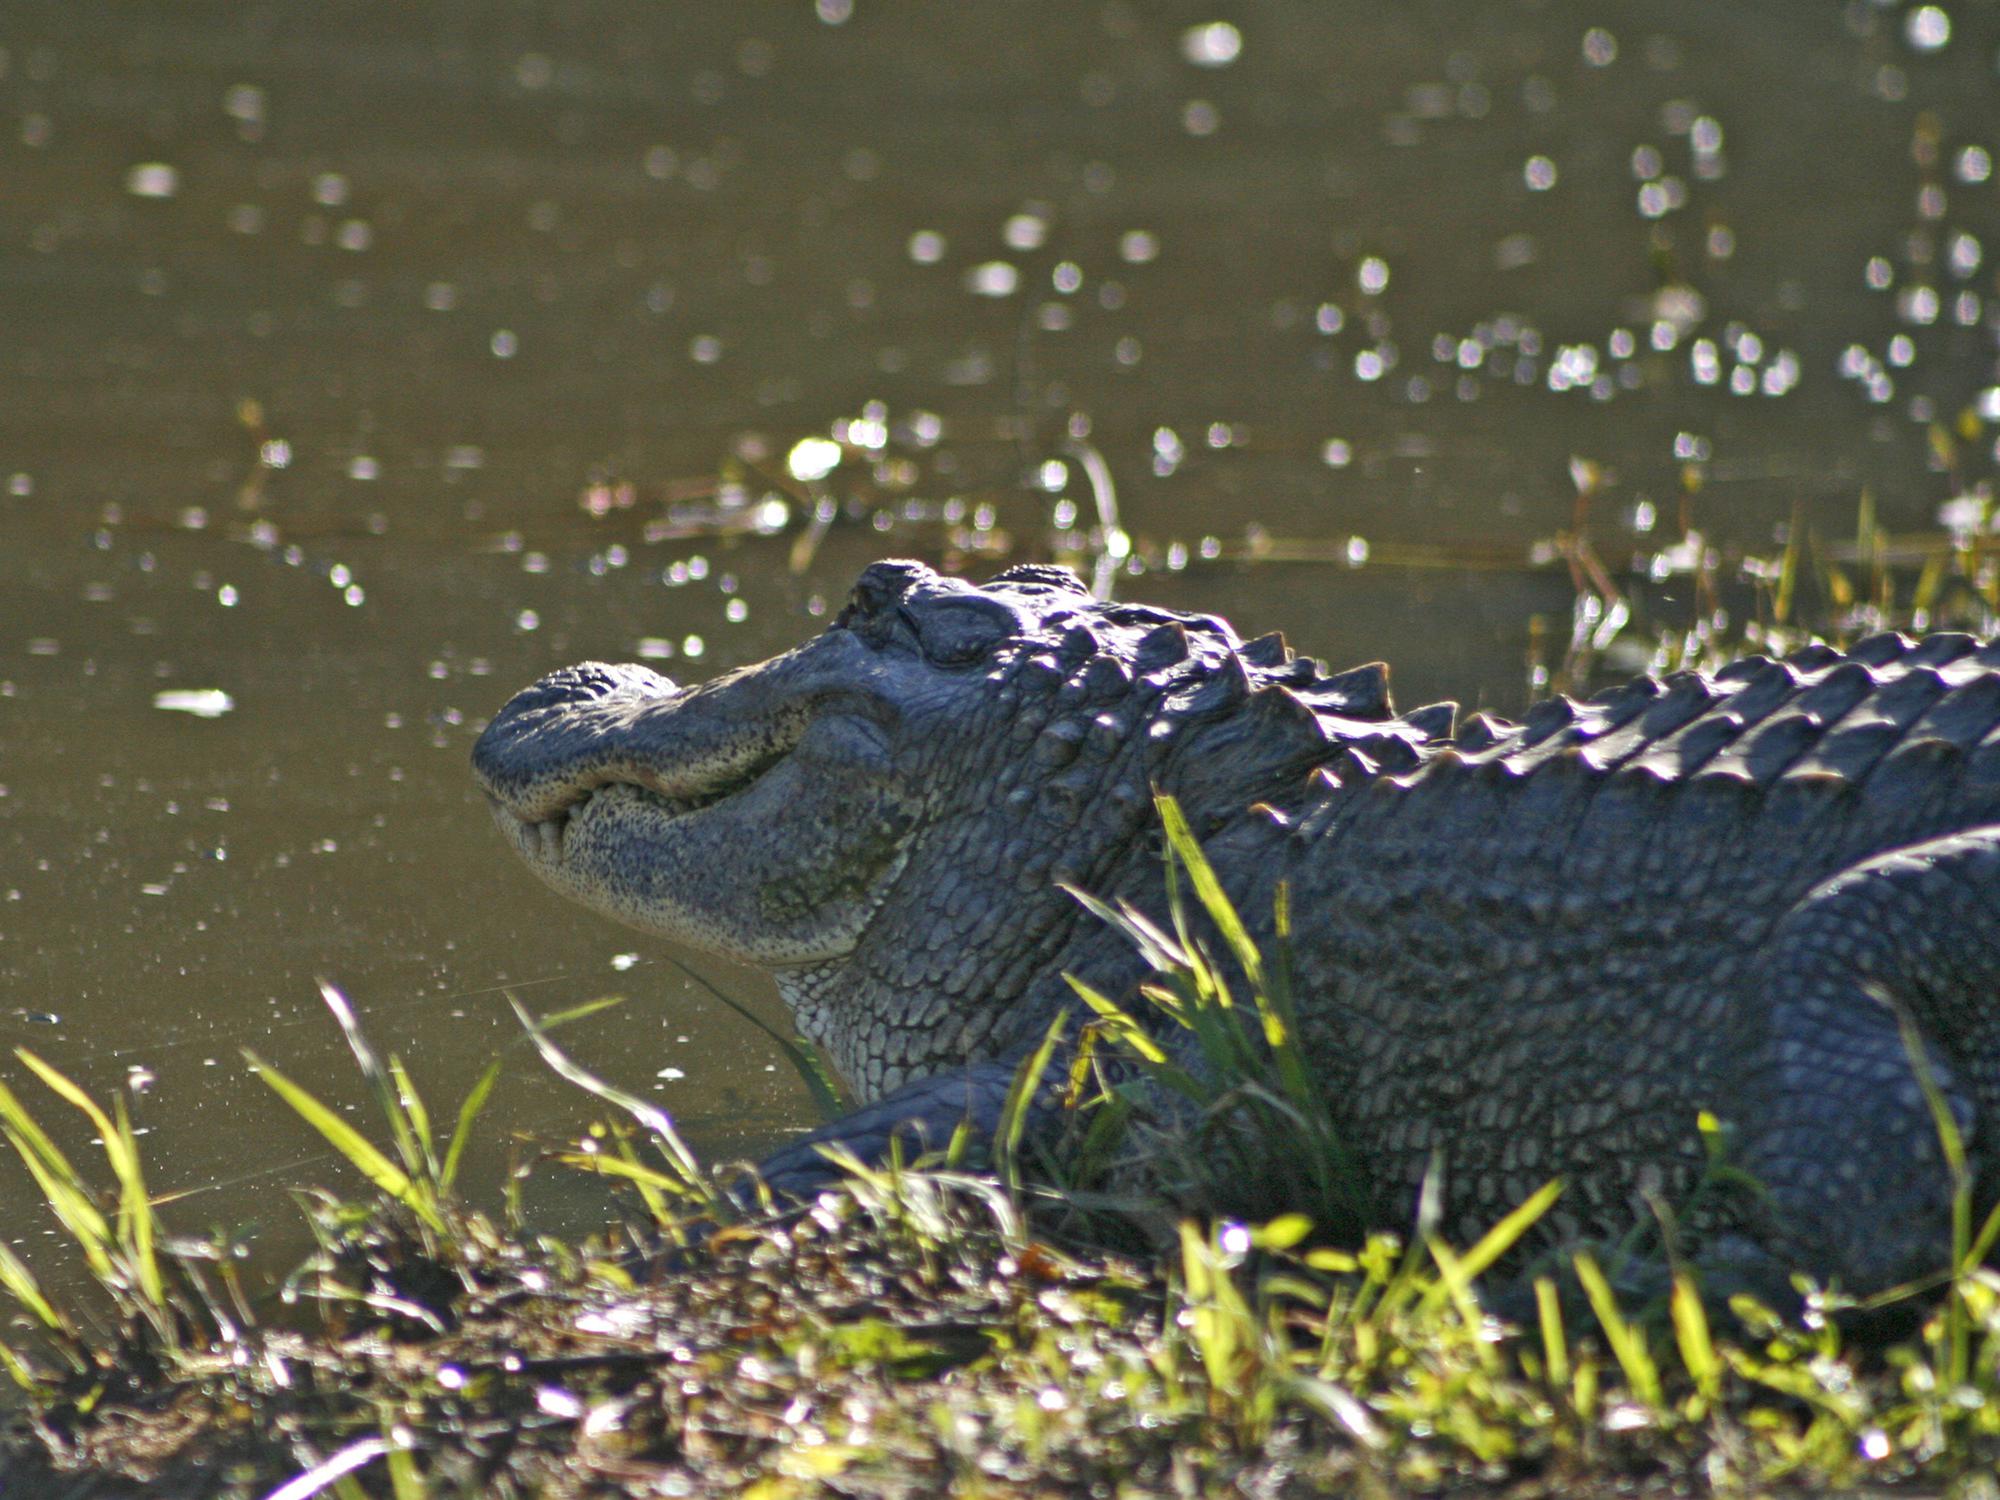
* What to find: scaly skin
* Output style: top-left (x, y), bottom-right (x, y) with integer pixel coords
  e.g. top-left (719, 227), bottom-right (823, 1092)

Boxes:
top-left (474, 559), bottom-right (2000, 1297)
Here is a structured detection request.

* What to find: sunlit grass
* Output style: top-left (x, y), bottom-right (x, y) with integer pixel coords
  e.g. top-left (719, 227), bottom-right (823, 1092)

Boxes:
top-left (2, 814), bottom-right (1998, 1494)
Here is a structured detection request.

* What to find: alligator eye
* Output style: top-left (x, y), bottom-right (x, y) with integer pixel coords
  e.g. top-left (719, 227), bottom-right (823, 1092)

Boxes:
top-left (913, 597), bottom-right (1015, 666)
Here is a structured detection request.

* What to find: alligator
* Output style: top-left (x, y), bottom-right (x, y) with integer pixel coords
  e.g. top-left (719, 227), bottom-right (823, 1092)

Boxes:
top-left (473, 559), bottom-right (2000, 1300)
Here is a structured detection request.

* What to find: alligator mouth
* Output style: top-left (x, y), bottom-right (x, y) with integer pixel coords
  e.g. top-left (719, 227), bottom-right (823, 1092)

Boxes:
top-left (497, 729), bottom-right (802, 866)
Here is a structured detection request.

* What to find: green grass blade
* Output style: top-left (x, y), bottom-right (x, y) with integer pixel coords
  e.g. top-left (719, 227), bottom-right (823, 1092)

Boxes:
top-left (316, 980), bottom-right (428, 1184)
top-left (507, 997), bottom-right (717, 1208)
top-left (1067, 976), bottom-right (1167, 1062)
top-left (1157, 795), bottom-right (1264, 991)
top-left (384, 1434), bottom-right (426, 1500)
top-left (0, 1072), bottom-right (83, 1186)
top-left (111, 1096), bottom-right (165, 1316)
top-left (528, 995), bottom-right (630, 1030)
top-left (1060, 883), bottom-right (1190, 975)
top-left (244, 1050), bottom-right (445, 1235)
top-left (997, 1012), bottom-right (1065, 1197)
top-left (387, 1056), bottom-right (438, 1180)
top-left (439, 1058), bottom-right (502, 1193)
top-left (2, 1124), bottom-right (116, 1280)
top-left (0, 1072), bottom-right (115, 1261)
top-left (1422, 1179), bottom-right (1563, 1306)
top-left (0, 1335), bottom-right (50, 1392)
top-left (554, 1147), bottom-right (693, 1199)
top-left (14, 1050), bottom-right (117, 1144)
top-left (1534, 1276), bottom-right (1570, 1392)
top-left (1573, 1253), bottom-right (1663, 1410)
top-left (0, 1239), bottom-right (69, 1337)
top-left (1670, 1270), bottom-right (1722, 1404)
top-left (21, 1055), bottom-right (170, 1322)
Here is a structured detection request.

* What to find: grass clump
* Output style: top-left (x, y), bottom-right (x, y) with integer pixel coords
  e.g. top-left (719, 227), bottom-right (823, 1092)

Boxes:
top-left (4, 824), bottom-right (2000, 1495)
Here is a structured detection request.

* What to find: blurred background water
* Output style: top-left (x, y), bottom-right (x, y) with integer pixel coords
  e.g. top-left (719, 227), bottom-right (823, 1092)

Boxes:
top-left (2, 1), bottom-right (1996, 1286)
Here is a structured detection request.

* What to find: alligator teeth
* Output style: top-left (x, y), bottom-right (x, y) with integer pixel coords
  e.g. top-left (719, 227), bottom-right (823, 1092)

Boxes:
top-left (535, 814), bottom-right (567, 862)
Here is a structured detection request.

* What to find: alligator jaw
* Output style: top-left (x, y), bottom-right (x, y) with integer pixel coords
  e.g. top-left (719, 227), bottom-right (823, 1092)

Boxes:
top-left (472, 642), bottom-right (915, 965)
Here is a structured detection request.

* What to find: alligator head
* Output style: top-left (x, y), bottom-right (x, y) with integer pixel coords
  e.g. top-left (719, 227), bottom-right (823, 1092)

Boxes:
top-left (472, 559), bottom-right (1427, 1098)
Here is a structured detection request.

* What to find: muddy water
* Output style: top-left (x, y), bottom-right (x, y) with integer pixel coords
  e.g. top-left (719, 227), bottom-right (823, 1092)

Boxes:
top-left (2, 4), bottom-right (1996, 1285)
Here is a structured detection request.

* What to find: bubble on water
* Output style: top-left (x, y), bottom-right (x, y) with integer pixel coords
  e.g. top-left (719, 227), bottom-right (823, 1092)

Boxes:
top-left (1637, 179), bottom-right (1686, 218)
top-left (311, 172), bottom-right (349, 207)
top-left (491, 329), bottom-right (518, 358)
top-left (907, 230), bottom-right (946, 264)
top-left (1181, 22), bottom-right (1242, 67)
top-left (1119, 230), bottom-right (1160, 264)
top-left (1905, 5), bottom-right (1949, 50)
top-left (1524, 155), bottom-right (1557, 191)
top-left (1002, 212), bottom-right (1048, 251)
top-left (682, 635), bottom-right (705, 659)
top-left (1321, 439), bottom-right (1352, 468)
top-left (787, 436), bottom-right (842, 482)
top-left (154, 689), bottom-right (234, 718)
top-left (1582, 27), bottom-right (1617, 65)
top-left (1957, 145), bottom-right (1992, 184)
top-left (965, 261), bottom-right (1019, 296)
top-left (1182, 100), bottom-right (1220, 136)
top-left (126, 163), bottom-right (179, 198)
top-left (224, 84), bottom-right (266, 126)
top-left (348, 456), bottom-right (379, 481)
top-left (1897, 286), bottom-right (1939, 324)
top-left (1358, 257), bottom-right (1389, 294)
top-left (689, 334), bottom-right (723, 363)
top-left (1761, 352), bottom-right (1800, 396)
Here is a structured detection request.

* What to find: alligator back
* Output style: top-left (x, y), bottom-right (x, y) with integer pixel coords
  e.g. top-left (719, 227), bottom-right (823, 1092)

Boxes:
top-left (1251, 631), bottom-right (2000, 1246)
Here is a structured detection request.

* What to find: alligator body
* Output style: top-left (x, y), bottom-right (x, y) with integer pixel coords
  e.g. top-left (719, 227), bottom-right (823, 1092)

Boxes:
top-left (474, 560), bottom-right (2000, 1297)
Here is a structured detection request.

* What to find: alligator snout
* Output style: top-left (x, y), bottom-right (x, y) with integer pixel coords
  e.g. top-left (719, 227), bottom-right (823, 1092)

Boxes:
top-left (471, 661), bottom-right (685, 821)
